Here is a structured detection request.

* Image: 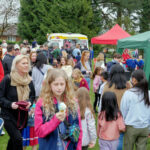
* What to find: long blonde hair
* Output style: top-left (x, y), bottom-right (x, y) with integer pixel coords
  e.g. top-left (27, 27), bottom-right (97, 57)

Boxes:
top-left (96, 53), bottom-right (104, 61)
top-left (40, 69), bottom-right (77, 119)
top-left (76, 87), bottom-right (94, 119)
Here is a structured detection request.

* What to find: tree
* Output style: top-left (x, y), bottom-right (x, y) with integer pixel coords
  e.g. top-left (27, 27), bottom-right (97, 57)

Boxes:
top-left (18, 0), bottom-right (99, 44)
top-left (139, 0), bottom-right (150, 33)
top-left (0, 0), bottom-right (19, 37)
top-left (94, 0), bottom-right (142, 34)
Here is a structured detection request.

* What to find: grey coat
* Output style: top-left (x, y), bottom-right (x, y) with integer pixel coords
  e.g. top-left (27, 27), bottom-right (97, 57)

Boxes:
top-left (81, 108), bottom-right (97, 146)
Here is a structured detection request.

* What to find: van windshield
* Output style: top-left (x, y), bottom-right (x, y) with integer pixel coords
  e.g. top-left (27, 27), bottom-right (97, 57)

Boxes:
top-left (63, 39), bottom-right (88, 51)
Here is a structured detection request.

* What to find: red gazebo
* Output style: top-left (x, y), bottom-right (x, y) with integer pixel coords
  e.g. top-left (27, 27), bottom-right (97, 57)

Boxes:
top-left (91, 24), bottom-right (130, 45)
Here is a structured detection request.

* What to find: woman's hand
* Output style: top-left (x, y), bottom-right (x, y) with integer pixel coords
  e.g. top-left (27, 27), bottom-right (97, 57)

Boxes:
top-left (26, 102), bottom-right (31, 109)
top-left (56, 112), bottom-right (66, 122)
top-left (11, 102), bottom-right (19, 109)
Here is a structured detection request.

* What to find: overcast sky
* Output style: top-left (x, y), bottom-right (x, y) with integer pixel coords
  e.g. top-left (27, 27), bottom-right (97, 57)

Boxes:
top-left (0, 0), bottom-right (20, 24)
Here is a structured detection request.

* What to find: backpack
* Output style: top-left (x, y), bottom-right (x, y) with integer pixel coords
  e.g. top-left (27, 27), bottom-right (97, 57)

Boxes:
top-left (107, 61), bottom-right (117, 72)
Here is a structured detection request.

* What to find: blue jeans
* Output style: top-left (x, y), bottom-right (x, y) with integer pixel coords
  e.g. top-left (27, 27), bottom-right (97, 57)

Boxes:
top-left (117, 133), bottom-right (124, 150)
top-left (85, 77), bottom-right (90, 89)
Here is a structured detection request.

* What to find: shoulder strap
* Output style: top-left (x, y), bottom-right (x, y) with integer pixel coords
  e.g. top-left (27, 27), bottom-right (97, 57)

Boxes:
top-left (38, 68), bottom-right (44, 75)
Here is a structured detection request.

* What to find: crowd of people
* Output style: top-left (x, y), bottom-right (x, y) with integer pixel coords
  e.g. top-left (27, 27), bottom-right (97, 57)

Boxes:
top-left (0, 40), bottom-right (150, 150)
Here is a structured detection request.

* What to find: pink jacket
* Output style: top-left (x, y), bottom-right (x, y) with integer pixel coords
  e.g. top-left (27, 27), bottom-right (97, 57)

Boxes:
top-left (97, 112), bottom-right (125, 140)
top-left (0, 61), bottom-right (4, 82)
top-left (93, 75), bottom-right (101, 93)
top-left (35, 98), bottom-right (82, 150)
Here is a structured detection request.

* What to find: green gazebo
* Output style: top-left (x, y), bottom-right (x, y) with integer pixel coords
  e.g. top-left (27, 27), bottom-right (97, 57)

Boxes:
top-left (117, 31), bottom-right (150, 85)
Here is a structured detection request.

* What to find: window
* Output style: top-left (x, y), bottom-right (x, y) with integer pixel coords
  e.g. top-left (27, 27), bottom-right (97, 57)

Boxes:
top-left (7, 36), bottom-right (16, 42)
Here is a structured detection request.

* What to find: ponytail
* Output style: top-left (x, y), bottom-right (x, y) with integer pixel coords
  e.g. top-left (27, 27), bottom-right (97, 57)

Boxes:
top-left (132, 70), bottom-right (150, 106)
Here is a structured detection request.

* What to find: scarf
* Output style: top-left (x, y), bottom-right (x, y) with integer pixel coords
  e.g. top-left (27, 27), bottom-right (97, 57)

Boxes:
top-left (10, 71), bottom-right (31, 101)
top-left (73, 77), bottom-right (82, 83)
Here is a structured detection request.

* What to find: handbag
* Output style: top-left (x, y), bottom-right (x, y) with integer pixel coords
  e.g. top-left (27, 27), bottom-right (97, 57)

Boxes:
top-left (55, 103), bottom-right (80, 143)
top-left (59, 120), bottom-right (80, 143)
top-left (15, 101), bottom-right (29, 130)
top-left (67, 123), bottom-right (80, 143)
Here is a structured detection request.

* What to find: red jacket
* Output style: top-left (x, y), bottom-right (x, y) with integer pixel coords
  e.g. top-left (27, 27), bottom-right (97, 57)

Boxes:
top-left (0, 61), bottom-right (4, 82)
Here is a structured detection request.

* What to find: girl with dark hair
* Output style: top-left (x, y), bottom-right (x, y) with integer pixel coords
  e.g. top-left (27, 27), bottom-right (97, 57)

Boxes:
top-left (103, 64), bottom-right (131, 108)
top-left (97, 92), bottom-right (125, 150)
top-left (121, 70), bottom-right (150, 150)
top-left (98, 71), bottom-right (108, 111)
top-left (32, 53), bottom-right (52, 98)
top-left (92, 67), bottom-right (102, 113)
top-left (102, 64), bottom-right (131, 150)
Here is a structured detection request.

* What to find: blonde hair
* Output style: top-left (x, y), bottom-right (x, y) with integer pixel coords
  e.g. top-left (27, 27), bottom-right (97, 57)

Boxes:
top-left (96, 53), bottom-right (104, 61)
top-left (11, 55), bottom-right (31, 73)
top-left (21, 47), bottom-right (27, 55)
top-left (40, 69), bottom-right (77, 119)
top-left (72, 68), bottom-right (84, 78)
top-left (81, 50), bottom-right (90, 70)
top-left (62, 51), bottom-right (68, 58)
top-left (67, 57), bottom-right (75, 68)
top-left (76, 87), bottom-right (94, 119)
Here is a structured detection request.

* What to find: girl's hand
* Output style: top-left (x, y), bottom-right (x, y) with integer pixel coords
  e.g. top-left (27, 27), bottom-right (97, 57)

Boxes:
top-left (86, 71), bottom-right (92, 74)
top-left (11, 102), bottom-right (19, 109)
top-left (88, 142), bottom-right (95, 148)
top-left (26, 102), bottom-right (31, 109)
top-left (29, 108), bottom-right (34, 116)
top-left (56, 112), bottom-right (66, 122)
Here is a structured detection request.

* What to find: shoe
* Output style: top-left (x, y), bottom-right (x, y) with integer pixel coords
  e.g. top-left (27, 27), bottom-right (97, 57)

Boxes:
top-left (1, 130), bottom-right (5, 136)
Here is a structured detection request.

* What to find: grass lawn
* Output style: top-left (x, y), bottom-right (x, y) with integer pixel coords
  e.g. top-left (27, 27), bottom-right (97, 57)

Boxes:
top-left (0, 59), bottom-right (150, 150)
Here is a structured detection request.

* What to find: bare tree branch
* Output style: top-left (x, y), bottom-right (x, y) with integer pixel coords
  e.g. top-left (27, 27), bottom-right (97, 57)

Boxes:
top-left (0, 0), bottom-right (20, 37)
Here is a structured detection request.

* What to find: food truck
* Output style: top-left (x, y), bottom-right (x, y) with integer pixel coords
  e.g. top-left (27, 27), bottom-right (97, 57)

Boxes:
top-left (47, 33), bottom-right (89, 51)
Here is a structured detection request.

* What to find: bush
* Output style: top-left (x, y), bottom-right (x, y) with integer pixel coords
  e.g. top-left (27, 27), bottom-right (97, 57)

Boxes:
top-left (0, 39), bottom-right (22, 45)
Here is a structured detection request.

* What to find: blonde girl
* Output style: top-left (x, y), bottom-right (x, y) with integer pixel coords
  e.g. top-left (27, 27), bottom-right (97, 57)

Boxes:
top-left (95, 53), bottom-right (105, 69)
top-left (61, 57), bottom-right (73, 78)
top-left (76, 87), bottom-right (97, 150)
top-left (35, 69), bottom-right (82, 150)
top-left (72, 68), bottom-right (89, 91)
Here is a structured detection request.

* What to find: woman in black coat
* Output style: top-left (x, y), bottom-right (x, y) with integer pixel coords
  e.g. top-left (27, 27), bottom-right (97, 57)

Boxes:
top-left (0, 55), bottom-right (35, 150)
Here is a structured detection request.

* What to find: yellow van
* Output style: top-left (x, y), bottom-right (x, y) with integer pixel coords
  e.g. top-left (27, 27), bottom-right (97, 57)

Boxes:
top-left (47, 33), bottom-right (88, 51)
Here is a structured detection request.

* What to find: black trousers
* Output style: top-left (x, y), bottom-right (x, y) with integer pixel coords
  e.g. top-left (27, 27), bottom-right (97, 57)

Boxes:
top-left (4, 119), bottom-right (23, 150)
top-left (82, 146), bottom-right (88, 150)
top-left (94, 93), bottom-right (100, 111)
